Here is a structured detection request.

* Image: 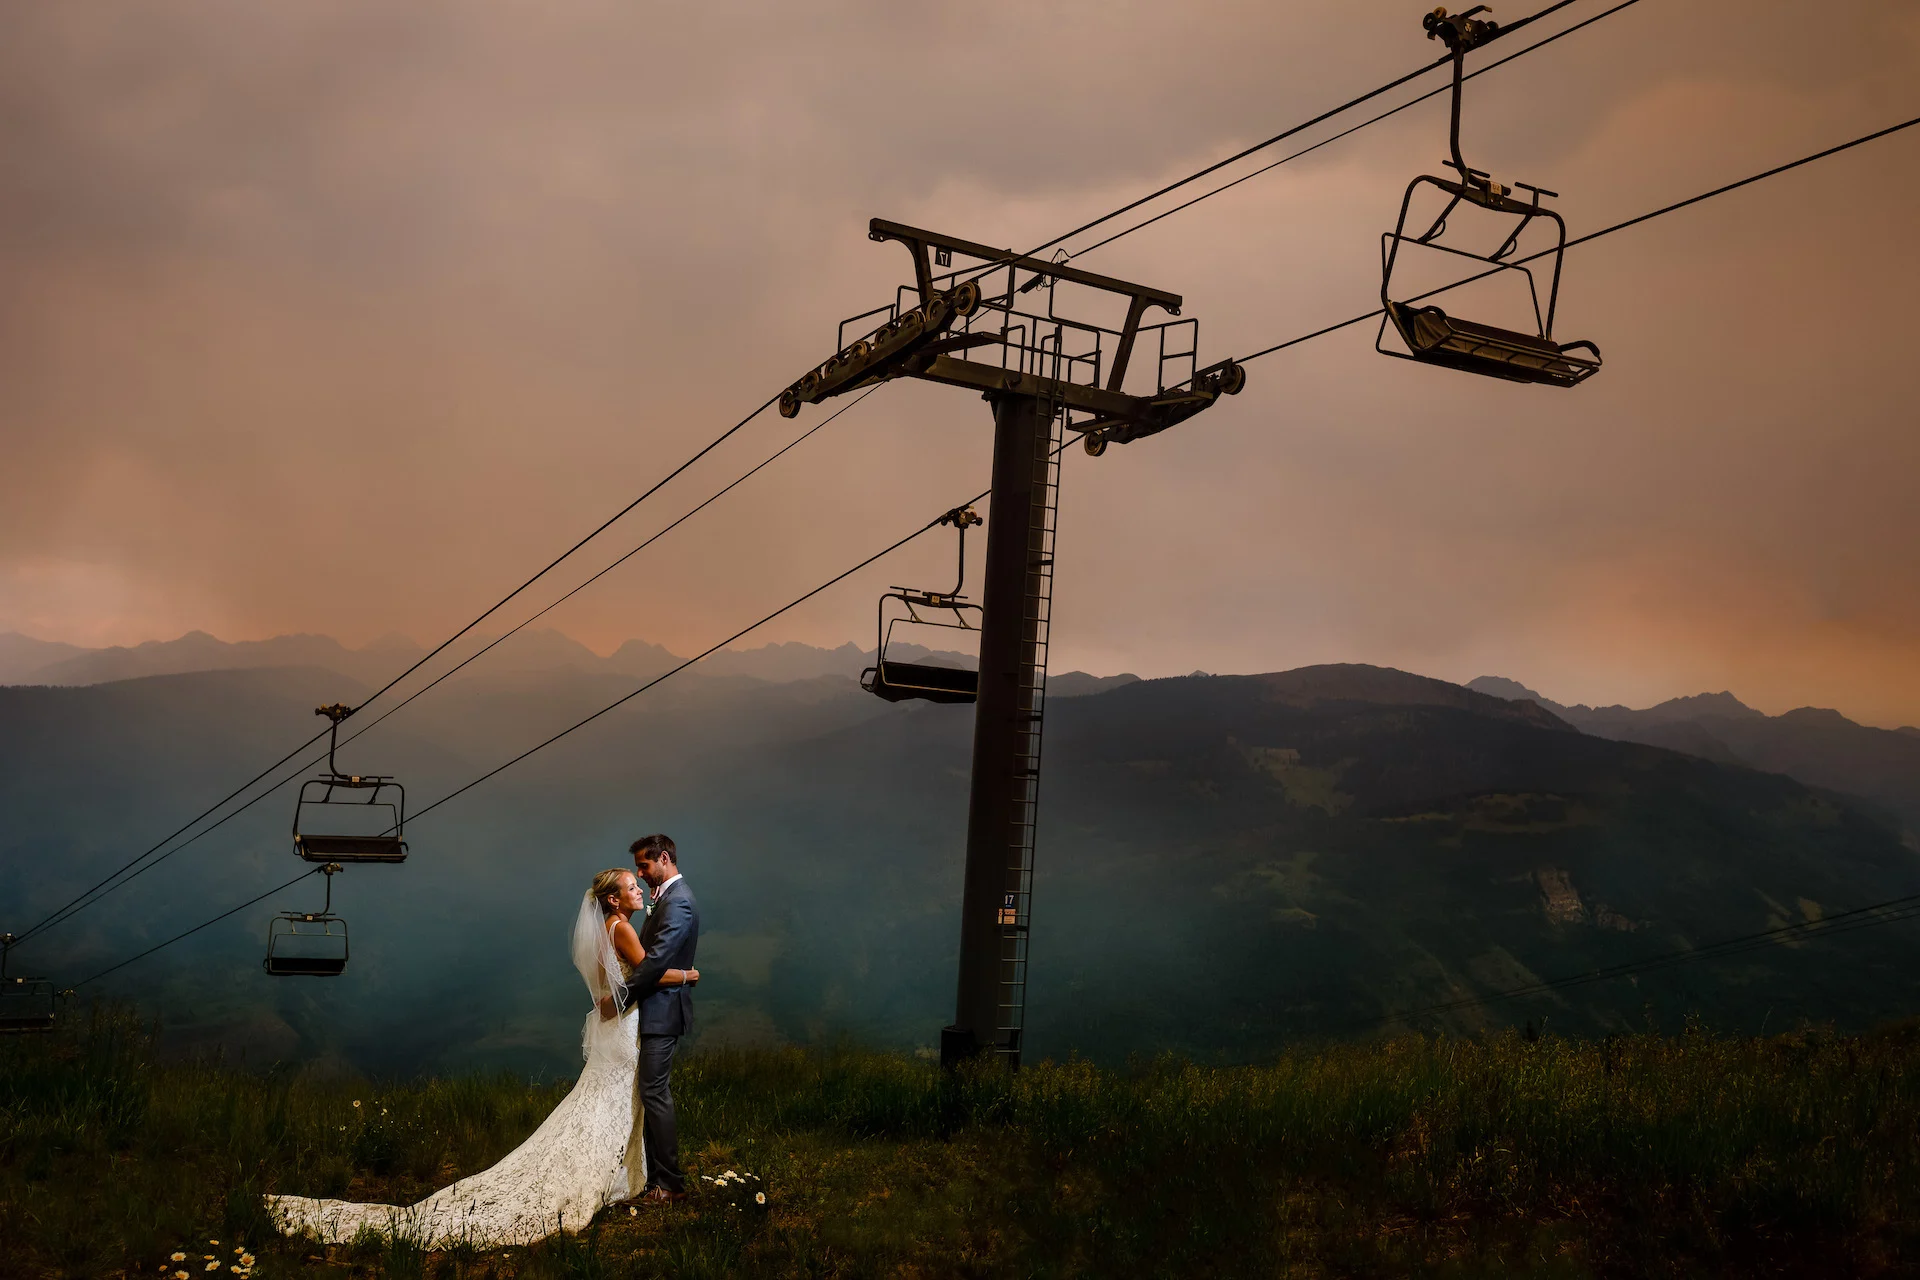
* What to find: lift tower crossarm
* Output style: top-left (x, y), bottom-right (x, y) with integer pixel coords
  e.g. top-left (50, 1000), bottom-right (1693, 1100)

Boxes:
top-left (868, 219), bottom-right (1183, 315)
top-left (870, 219), bottom-right (1182, 398)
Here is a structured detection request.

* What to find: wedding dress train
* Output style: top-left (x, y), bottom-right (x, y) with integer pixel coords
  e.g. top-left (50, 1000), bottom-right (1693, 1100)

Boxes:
top-left (267, 897), bottom-right (644, 1248)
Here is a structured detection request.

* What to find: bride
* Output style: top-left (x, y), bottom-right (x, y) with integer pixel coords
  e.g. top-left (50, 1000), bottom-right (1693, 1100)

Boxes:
top-left (266, 868), bottom-right (700, 1248)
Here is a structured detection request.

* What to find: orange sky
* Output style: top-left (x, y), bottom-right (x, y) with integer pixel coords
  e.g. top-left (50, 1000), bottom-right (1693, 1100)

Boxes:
top-left (3, 1), bottom-right (1918, 725)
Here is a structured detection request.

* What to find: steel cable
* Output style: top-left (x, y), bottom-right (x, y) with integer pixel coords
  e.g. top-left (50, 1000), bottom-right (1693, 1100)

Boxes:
top-left (1233, 113), bottom-right (1920, 368)
top-left (68, 436), bottom-right (1077, 980)
top-left (1066, 0), bottom-right (1647, 262)
top-left (14, 389), bottom-right (877, 944)
top-left (11, 0), bottom-right (1632, 951)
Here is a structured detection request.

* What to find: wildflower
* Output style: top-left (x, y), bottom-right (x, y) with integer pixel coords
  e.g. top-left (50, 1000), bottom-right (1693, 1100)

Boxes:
top-left (173, 1255), bottom-right (188, 1263)
top-left (209, 1240), bottom-right (219, 1246)
top-left (352, 1100), bottom-right (361, 1108)
top-left (755, 1191), bottom-right (767, 1204)
top-left (207, 1263), bottom-right (221, 1272)
top-left (176, 1272), bottom-right (190, 1280)
top-left (628, 1206), bottom-right (637, 1217)
top-left (231, 1269), bottom-right (242, 1275)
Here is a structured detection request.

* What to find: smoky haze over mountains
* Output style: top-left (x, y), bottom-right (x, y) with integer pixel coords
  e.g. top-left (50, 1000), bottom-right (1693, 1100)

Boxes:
top-left (2, 1), bottom-right (1918, 726)
top-left (4, 644), bottom-right (1917, 1076)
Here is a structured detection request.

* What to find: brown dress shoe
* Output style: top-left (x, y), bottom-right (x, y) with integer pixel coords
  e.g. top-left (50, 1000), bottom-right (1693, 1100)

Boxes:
top-left (643, 1186), bottom-right (689, 1204)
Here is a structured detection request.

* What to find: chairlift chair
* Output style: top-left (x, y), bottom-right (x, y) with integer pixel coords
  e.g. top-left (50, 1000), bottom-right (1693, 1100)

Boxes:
top-left (1377, 6), bottom-right (1601, 387)
top-left (860, 507), bottom-right (985, 705)
top-left (0, 934), bottom-right (59, 1033)
top-left (293, 703), bottom-right (408, 864)
top-left (264, 863), bottom-right (350, 977)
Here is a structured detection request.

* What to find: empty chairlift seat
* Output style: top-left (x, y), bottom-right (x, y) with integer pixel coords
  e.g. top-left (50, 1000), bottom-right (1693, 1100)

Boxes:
top-left (294, 776), bottom-right (409, 862)
top-left (0, 976), bottom-right (56, 1033)
top-left (264, 914), bottom-right (349, 977)
top-left (858, 507), bottom-right (985, 707)
top-left (1386, 303), bottom-right (1600, 387)
top-left (863, 656), bottom-right (979, 704)
top-left (1375, 5), bottom-right (1601, 390)
top-left (265, 863), bottom-right (349, 977)
top-left (293, 703), bottom-right (408, 864)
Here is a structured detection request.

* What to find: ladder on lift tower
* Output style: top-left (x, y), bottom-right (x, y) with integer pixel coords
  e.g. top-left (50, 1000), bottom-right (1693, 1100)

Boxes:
top-left (994, 358), bottom-right (1066, 1059)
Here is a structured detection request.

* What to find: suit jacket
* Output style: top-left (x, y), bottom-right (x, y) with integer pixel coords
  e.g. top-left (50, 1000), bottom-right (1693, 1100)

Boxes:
top-left (619, 877), bottom-right (698, 1036)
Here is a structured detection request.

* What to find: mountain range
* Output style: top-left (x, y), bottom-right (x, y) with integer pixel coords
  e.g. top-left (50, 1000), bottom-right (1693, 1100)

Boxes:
top-left (0, 627), bottom-right (1140, 700)
top-left (1467, 676), bottom-right (1920, 834)
top-left (4, 642), bottom-right (1917, 1077)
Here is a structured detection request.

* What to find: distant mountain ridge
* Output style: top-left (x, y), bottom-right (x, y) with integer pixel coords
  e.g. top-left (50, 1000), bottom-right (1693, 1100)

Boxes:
top-left (0, 627), bottom-right (1135, 700)
top-left (7, 660), bottom-right (1916, 1073)
top-left (1469, 675), bottom-right (1920, 834)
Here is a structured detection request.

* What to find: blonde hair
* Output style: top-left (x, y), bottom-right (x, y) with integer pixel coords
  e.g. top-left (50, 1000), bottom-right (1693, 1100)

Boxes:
top-left (589, 867), bottom-right (633, 916)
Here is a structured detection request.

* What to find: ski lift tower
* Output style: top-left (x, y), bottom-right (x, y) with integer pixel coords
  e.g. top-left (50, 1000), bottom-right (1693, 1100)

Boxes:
top-left (780, 220), bottom-right (1246, 1067)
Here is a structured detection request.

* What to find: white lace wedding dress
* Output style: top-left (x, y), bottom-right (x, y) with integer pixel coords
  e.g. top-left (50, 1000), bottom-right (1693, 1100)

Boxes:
top-left (266, 897), bottom-right (644, 1248)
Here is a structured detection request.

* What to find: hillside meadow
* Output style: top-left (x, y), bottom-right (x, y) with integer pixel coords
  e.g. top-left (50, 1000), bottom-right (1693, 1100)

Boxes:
top-left (4, 1006), bottom-right (1919, 1278)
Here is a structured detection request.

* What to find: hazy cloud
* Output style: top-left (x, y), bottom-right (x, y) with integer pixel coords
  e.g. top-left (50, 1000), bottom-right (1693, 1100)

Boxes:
top-left (3, 0), bottom-right (1918, 723)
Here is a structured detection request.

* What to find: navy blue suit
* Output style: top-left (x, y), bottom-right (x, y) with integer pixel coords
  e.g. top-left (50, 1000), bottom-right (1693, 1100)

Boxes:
top-left (616, 876), bottom-right (698, 1193)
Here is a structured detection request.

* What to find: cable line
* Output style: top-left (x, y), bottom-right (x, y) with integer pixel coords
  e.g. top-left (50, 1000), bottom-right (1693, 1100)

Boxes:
top-left (67, 440), bottom-right (1077, 983)
top-left (407, 480), bottom-right (996, 824)
top-left (13, 393), bottom-right (778, 946)
top-left (1356, 889), bottom-right (1920, 1032)
top-left (11, 0), bottom-right (1629, 953)
top-left (1067, 0), bottom-right (1645, 262)
top-left (71, 866), bottom-right (322, 989)
top-left (15, 389), bottom-right (877, 944)
top-left (1233, 112), bottom-right (1920, 368)
top-left (952, 0), bottom-right (1598, 282)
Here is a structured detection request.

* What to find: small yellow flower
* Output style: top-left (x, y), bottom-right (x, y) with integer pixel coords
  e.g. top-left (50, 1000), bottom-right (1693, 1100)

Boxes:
top-left (755, 1191), bottom-right (766, 1204)
top-left (207, 1263), bottom-right (221, 1272)
top-left (628, 1206), bottom-right (637, 1217)
top-left (352, 1100), bottom-right (361, 1108)
top-left (209, 1240), bottom-right (219, 1246)
top-left (176, 1272), bottom-right (190, 1280)
top-left (172, 1255), bottom-right (187, 1263)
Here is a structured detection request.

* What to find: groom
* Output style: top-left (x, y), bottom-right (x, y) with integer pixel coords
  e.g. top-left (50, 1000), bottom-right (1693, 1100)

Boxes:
top-left (618, 833), bottom-right (699, 1203)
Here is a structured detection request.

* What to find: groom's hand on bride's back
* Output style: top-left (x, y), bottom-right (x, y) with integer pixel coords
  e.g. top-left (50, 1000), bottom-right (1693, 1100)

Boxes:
top-left (597, 995), bottom-right (619, 1020)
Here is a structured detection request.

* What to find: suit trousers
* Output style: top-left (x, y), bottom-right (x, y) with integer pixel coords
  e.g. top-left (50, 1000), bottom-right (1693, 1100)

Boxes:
top-left (637, 1033), bottom-right (683, 1193)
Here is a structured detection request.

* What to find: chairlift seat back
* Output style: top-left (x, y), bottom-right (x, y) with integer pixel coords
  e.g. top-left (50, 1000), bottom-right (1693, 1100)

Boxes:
top-left (0, 977), bottom-right (56, 1033)
top-left (294, 776), bottom-right (408, 864)
top-left (863, 661), bottom-right (979, 704)
top-left (1388, 303), bottom-right (1600, 388)
top-left (265, 914), bottom-right (348, 978)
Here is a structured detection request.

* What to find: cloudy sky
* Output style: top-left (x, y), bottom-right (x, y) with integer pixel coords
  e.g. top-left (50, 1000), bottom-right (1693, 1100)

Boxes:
top-left (4, 0), bottom-right (1917, 724)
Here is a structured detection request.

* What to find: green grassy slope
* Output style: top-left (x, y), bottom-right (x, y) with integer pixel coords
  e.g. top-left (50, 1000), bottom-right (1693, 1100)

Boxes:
top-left (5, 1007), bottom-right (1919, 1278)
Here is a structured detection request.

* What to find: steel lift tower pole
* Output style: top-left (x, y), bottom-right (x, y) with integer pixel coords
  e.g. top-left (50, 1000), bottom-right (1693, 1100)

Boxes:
top-left (778, 220), bottom-right (1246, 1067)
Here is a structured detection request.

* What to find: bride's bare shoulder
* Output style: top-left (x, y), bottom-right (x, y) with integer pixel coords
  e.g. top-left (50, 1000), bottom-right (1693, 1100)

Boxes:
top-left (607, 915), bottom-right (645, 965)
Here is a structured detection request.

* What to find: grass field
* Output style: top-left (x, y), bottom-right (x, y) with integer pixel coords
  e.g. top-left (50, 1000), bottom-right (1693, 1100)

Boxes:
top-left (4, 1006), bottom-right (1918, 1277)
